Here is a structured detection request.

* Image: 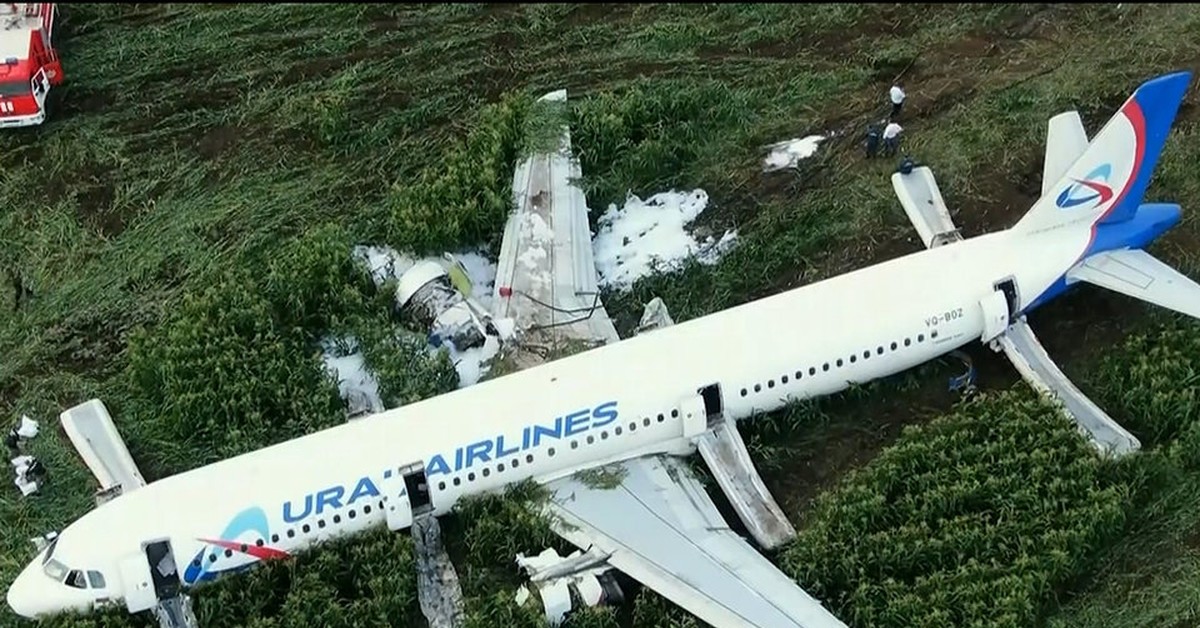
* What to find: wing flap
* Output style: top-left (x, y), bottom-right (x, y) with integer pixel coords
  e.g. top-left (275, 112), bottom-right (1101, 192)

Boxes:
top-left (1068, 248), bottom-right (1200, 319)
top-left (544, 456), bottom-right (846, 628)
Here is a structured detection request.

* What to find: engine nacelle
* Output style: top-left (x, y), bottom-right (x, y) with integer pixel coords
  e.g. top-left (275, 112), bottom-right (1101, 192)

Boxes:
top-left (515, 548), bottom-right (624, 626)
top-left (395, 260), bottom-right (487, 350)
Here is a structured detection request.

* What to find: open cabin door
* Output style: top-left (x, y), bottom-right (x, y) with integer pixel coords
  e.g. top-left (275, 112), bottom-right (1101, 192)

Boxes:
top-left (981, 277), bottom-right (1021, 343)
top-left (118, 553), bottom-right (155, 613)
top-left (382, 461), bottom-right (433, 531)
top-left (680, 383), bottom-right (724, 439)
top-left (118, 537), bottom-right (183, 614)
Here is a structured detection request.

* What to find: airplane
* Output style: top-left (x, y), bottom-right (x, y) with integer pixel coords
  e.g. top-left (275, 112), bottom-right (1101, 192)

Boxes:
top-left (6, 70), bottom-right (1197, 628)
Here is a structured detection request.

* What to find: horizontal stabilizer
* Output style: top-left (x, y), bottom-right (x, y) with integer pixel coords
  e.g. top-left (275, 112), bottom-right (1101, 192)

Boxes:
top-left (1068, 248), bottom-right (1200, 319)
top-left (1042, 111), bottom-right (1089, 197)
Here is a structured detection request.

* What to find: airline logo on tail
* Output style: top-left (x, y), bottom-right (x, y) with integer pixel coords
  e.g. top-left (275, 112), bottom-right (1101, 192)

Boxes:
top-left (1055, 163), bottom-right (1115, 210)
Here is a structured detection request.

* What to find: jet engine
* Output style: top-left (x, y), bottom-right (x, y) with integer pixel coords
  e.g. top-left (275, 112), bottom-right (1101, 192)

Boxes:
top-left (514, 548), bottom-right (625, 626)
top-left (394, 259), bottom-right (492, 351)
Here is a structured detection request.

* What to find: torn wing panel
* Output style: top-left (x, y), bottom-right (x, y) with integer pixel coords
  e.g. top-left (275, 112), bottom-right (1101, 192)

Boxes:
top-left (543, 455), bottom-right (847, 628)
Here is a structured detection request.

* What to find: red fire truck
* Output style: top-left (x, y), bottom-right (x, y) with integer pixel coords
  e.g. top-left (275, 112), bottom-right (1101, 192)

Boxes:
top-left (0, 3), bottom-right (61, 128)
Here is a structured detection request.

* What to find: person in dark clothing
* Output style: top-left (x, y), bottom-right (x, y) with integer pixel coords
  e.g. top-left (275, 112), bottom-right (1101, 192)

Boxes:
top-left (24, 457), bottom-right (46, 480)
top-left (864, 124), bottom-right (881, 159)
top-left (897, 154), bottom-right (917, 175)
top-left (4, 428), bottom-right (19, 458)
top-left (8, 267), bottom-right (32, 312)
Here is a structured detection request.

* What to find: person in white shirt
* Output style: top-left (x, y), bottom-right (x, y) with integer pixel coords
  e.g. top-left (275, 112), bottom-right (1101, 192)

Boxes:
top-left (889, 84), bottom-right (906, 119)
top-left (882, 122), bottom-right (903, 157)
top-left (12, 454), bottom-right (44, 496)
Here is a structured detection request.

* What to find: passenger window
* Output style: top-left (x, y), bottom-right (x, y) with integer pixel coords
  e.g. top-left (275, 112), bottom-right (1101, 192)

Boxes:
top-left (767, 379), bottom-right (775, 388)
top-left (781, 375), bottom-right (789, 384)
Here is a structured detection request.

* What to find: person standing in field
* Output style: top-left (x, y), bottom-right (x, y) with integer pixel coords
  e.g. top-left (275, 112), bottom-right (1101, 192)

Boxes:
top-left (889, 84), bottom-right (906, 120)
top-left (864, 123), bottom-right (881, 159)
top-left (882, 121), bottom-right (903, 157)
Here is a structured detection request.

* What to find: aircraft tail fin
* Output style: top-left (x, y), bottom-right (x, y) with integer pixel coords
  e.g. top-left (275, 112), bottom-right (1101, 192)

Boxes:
top-left (1012, 71), bottom-right (1192, 236)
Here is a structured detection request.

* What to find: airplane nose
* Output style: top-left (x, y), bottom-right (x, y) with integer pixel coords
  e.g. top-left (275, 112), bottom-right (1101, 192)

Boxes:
top-left (7, 561), bottom-right (48, 618)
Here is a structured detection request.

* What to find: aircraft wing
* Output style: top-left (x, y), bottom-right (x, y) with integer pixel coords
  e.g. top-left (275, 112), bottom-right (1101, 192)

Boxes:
top-left (492, 89), bottom-right (620, 364)
top-left (543, 455), bottom-right (847, 628)
top-left (1068, 247), bottom-right (1200, 319)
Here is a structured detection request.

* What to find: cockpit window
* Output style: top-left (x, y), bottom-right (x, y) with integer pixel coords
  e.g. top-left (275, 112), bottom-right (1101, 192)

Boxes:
top-left (41, 537), bottom-right (59, 564)
top-left (87, 570), bottom-right (106, 589)
top-left (65, 570), bottom-right (87, 589)
top-left (43, 559), bottom-right (67, 581)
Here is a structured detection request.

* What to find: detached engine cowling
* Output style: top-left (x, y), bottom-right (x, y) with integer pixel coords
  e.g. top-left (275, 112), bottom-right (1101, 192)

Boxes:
top-left (514, 548), bottom-right (625, 626)
top-left (395, 260), bottom-right (488, 350)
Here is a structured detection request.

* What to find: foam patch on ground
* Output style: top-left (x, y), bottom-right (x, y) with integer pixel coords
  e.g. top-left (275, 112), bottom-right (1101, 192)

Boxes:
top-left (592, 189), bottom-right (738, 291)
top-left (762, 135), bottom-right (826, 172)
top-left (319, 336), bottom-right (385, 417)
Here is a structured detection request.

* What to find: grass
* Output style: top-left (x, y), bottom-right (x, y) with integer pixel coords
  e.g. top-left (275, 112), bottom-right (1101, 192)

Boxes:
top-left (3, 3), bottom-right (1200, 627)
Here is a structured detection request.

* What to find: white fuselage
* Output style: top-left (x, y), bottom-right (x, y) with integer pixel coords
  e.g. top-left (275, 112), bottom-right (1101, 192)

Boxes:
top-left (6, 224), bottom-right (1088, 618)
